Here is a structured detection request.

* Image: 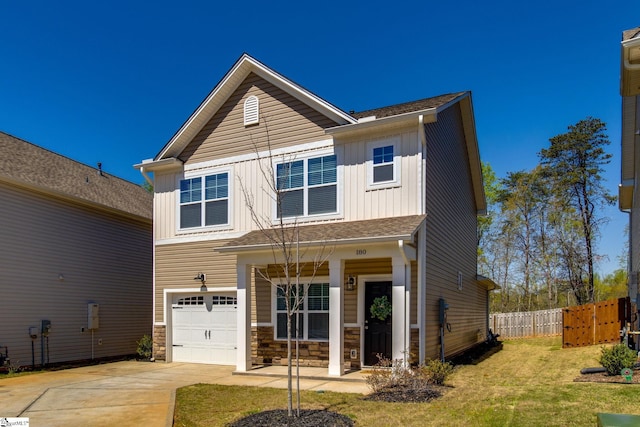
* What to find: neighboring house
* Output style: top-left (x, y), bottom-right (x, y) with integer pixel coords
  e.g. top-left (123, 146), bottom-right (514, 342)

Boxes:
top-left (137, 54), bottom-right (496, 376)
top-left (620, 26), bottom-right (640, 317)
top-left (0, 132), bottom-right (152, 368)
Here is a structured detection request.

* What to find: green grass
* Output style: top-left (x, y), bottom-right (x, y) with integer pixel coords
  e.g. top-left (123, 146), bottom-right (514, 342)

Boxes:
top-left (174, 337), bottom-right (640, 426)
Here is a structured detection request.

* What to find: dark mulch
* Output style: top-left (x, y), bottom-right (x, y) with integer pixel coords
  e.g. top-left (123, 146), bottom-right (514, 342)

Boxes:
top-left (364, 384), bottom-right (446, 403)
top-left (574, 370), bottom-right (640, 384)
top-left (227, 409), bottom-right (353, 426)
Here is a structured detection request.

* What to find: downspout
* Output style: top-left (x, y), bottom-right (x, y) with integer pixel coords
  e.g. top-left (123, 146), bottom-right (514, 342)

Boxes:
top-left (139, 166), bottom-right (154, 187)
top-left (398, 240), bottom-right (413, 366)
top-left (418, 115), bottom-right (427, 214)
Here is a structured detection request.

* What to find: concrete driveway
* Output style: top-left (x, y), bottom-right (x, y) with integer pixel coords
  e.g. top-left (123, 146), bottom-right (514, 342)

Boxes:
top-left (0, 361), bottom-right (368, 426)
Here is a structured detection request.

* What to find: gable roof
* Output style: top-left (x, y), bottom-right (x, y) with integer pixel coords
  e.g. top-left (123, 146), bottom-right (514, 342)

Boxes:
top-left (0, 132), bottom-right (152, 220)
top-left (351, 93), bottom-right (465, 120)
top-left (219, 215), bottom-right (426, 253)
top-left (155, 53), bottom-right (357, 161)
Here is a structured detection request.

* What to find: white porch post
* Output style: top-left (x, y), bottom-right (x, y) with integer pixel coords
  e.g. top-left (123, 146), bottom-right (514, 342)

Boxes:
top-left (236, 263), bottom-right (252, 372)
top-left (417, 223), bottom-right (427, 363)
top-left (328, 258), bottom-right (344, 376)
top-left (392, 256), bottom-right (407, 363)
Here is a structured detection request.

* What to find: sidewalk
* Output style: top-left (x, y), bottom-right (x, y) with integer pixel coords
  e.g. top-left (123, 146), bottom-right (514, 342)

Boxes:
top-left (0, 361), bottom-right (369, 427)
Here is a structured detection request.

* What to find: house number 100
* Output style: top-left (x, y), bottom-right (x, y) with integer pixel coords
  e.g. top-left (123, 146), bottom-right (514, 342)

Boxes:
top-left (356, 249), bottom-right (367, 255)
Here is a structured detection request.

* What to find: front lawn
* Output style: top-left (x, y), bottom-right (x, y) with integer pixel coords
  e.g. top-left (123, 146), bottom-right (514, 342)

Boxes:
top-left (174, 337), bottom-right (640, 426)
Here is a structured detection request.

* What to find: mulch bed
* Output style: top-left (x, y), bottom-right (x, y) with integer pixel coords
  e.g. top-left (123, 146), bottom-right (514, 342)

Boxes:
top-left (574, 370), bottom-right (640, 384)
top-left (364, 384), bottom-right (447, 403)
top-left (227, 409), bottom-right (353, 426)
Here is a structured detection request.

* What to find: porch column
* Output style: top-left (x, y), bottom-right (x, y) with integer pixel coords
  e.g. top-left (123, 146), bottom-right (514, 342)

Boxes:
top-left (236, 263), bottom-right (252, 372)
top-left (392, 256), bottom-right (407, 364)
top-left (328, 258), bottom-right (344, 376)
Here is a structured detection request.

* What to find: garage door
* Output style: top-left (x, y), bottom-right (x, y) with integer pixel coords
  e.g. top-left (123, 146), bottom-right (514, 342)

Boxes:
top-left (172, 293), bottom-right (237, 364)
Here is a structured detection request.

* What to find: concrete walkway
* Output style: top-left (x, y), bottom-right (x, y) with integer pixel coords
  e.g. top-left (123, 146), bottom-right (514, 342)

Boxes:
top-left (0, 361), bottom-right (369, 427)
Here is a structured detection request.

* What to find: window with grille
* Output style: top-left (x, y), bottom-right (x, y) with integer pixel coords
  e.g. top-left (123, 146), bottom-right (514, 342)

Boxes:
top-left (276, 155), bottom-right (337, 218)
top-left (179, 171), bottom-right (229, 229)
top-left (276, 283), bottom-right (329, 341)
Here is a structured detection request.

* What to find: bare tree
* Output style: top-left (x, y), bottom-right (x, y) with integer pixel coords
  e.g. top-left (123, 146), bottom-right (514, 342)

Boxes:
top-left (238, 123), bottom-right (333, 418)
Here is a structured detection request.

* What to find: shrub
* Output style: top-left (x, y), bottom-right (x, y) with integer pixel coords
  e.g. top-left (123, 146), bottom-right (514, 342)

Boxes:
top-left (599, 344), bottom-right (637, 376)
top-left (136, 334), bottom-right (153, 359)
top-left (420, 359), bottom-right (454, 385)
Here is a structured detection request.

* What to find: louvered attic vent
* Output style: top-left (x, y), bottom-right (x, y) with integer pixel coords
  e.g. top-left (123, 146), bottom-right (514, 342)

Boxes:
top-left (244, 95), bottom-right (259, 126)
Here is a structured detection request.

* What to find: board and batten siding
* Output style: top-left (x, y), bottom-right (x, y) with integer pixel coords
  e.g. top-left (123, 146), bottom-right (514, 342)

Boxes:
top-left (0, 182), bottom-right (152, 367)
top-left (155, 239), bottom-right (237, 323)
top-left (180, 73), bottom-right (339, 164)
top-left (340, 130), bottom-right (422, 221)
top-left (423, 104), bottom-right (487, 360)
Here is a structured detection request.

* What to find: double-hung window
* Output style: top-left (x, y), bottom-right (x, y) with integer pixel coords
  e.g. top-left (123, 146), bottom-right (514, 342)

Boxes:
top-left (179, 172), bottom-right (229, 229)
top-left (367, 138), bottom-right (400, 189)
top-left (276, 154), bottom-right (337, 218)
top-left (276, 282), bottom-right (329, 340)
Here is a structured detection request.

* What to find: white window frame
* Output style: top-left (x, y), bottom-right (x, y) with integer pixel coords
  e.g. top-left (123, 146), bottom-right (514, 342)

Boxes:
top-left (177, 166), bottom-right (233, 232)
top-left (271, 148), bottom-right (342, 223)
top-left (366, 137), bottom-right (401, 190)
top-left (272, 277), bottom-right (330, 342)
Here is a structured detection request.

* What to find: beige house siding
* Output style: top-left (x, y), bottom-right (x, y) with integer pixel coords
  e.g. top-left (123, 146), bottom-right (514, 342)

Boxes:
top-left (180, 73), bottom-right (338, 164)
top-left (155, 239), bottom-right (237, 322)
top-left (0, 182), bottom-right (152, 366)
top-left (153, 171), bottom-right (177, 240)
top-left (423, 104), bottom-right (486, 360)
top-left (341, 130), bottom-right (422, 220)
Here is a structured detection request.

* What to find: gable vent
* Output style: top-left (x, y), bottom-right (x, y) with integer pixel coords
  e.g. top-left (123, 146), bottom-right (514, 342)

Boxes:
top-left (244, 95), bottom-right (259, 126)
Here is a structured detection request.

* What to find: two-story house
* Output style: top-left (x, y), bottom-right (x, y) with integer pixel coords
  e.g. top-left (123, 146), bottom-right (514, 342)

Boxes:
top-left (137, 54), bottom-right (495, 376)
top-left (620, 26), bottom-right (640, 323)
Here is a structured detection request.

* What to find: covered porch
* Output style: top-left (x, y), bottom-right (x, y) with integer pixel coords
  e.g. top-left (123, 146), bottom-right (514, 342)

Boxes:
top-left (218, 215), bottom-right (426, 376)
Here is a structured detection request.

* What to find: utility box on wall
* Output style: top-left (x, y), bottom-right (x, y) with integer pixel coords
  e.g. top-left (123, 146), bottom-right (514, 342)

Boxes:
top-left (88, 303), bottom-right (99, 330)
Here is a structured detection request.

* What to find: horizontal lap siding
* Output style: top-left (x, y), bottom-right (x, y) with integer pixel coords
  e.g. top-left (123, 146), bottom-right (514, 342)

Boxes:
top-left (0, 183), bottom-right (152, 367)
top-left (180, 73), bottom-right (337, 163)
top-left (155, 240), bottom-right (237, 322)
top-left (424, 105), bottom-right (486, 360)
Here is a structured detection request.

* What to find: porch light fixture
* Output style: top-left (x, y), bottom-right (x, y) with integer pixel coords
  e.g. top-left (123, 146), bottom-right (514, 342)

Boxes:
top-left (194, 272), bottom-right (206, 284)
top-left (345, 275), bottom-right (356, 291)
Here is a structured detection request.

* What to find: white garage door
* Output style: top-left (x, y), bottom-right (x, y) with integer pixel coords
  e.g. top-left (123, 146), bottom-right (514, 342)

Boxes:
top-left (172, 293), bottom-right (237, 364)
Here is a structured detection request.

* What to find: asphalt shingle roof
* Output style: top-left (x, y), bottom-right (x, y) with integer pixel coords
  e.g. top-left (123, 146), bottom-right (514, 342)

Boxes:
top-left (350, 92), bottom-right (465, 120)
top-left (220, 215), bottom-right (426, 251)
top-left (0, 131), bottom-right (152, 220)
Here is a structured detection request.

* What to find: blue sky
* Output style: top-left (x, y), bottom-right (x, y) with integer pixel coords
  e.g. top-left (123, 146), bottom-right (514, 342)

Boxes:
top-left (2, 1), bottom-right (638, 275)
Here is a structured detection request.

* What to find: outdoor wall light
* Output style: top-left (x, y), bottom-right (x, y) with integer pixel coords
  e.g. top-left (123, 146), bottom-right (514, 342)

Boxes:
top-left (58, 274), bottom-right (65, 281)
top-left (346, 275), bottom-right (356, 291)
top-left (194, 272), bottom-right (206, 283)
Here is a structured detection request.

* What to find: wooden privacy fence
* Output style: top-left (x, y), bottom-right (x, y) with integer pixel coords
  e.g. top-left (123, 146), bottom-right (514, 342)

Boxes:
top-left (490, 308), bottom-right (563, 338)
top-left (562, 297), bottom-right (632, 348)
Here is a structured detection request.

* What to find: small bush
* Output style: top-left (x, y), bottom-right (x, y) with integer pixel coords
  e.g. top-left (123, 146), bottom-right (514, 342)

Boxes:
top-left (136, 334), bottom-right (153, 359)
top-left (421, 359), bottom-right (454, 385)
top-left (599, 344), bottom-right (637, 376)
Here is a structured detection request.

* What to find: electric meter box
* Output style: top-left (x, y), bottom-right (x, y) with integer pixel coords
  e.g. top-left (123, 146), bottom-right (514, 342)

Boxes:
top-left (88, 303), bottom-right (100, 330)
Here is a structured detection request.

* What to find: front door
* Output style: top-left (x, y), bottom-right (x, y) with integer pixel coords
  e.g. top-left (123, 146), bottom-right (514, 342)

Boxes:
top-left (364, 281), bottom-right (392, 366)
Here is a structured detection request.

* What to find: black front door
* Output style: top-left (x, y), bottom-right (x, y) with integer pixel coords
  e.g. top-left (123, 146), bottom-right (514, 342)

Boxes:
top-left (364, 281), bottom-right (392, 366)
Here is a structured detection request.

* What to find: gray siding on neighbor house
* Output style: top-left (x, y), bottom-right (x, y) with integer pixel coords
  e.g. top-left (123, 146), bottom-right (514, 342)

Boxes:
top-left (424, 104), bottom-right (487, 360)
top-left (0, 182), bottom-right (152, 367)
top-left (179, 72), bottom-right (339, 164)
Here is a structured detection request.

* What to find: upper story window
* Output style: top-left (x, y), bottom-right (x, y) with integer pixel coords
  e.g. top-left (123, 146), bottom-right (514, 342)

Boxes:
top-left (179, 172), bottom-right (229, 229)
top-left (244, 95), bottom-right (259, 126)
top-left (373, 145), bottom-right (394, 182)
top-left (276, 154), bottom-right (337, 218)
top-left (367, 137), bottom-right (400, 189)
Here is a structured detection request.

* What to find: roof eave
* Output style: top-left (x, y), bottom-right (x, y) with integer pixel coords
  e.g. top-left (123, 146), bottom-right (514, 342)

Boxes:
top-left (325, 108), bottom-right (438, 137)
top-left (217, 233), bottom-right (417, 254)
